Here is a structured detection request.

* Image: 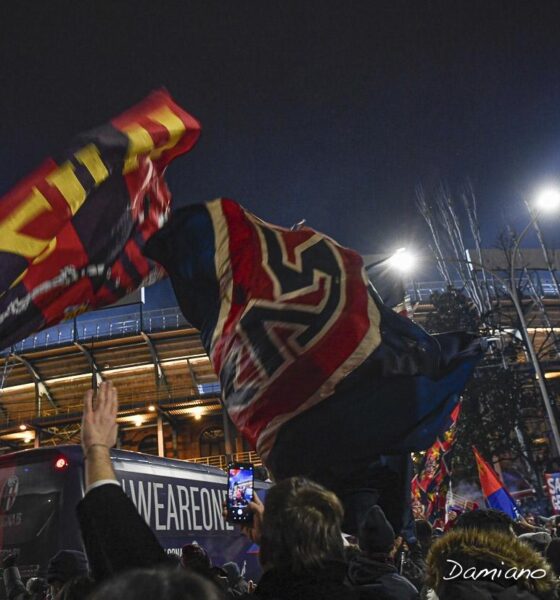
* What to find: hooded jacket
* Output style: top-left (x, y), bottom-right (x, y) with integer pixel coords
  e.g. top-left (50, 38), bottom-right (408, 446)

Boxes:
top-left (425, 528), bottom-right (558, 600)
top-left (346, 553), bottom-right (419, 600)
top-left (243, 561), bottom-right (358, 600)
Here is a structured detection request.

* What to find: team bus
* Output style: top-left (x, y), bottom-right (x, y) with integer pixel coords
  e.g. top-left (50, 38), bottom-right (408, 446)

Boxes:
top-left (0, 445), bottom-right (267, 590)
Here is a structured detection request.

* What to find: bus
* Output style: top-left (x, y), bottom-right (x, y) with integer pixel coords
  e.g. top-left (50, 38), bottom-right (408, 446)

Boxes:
top-left (0, 445), bottom-right (266, 590)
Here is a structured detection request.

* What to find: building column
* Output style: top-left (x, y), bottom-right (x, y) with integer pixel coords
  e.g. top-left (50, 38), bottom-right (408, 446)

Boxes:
top-left (157, 415), bottom-right (165, 458)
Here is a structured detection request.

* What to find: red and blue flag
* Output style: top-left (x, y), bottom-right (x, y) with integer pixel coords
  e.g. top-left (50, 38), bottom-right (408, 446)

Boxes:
top-left (474, 446), bottom-right (519, 520)
top-left (145, 199), bottom-right (484, 478)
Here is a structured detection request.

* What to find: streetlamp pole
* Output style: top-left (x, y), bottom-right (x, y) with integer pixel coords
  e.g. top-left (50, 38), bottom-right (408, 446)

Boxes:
top-left (434, 210), bottom-right (560, 456)
top-left (509, 217), bottom-right (560, 456)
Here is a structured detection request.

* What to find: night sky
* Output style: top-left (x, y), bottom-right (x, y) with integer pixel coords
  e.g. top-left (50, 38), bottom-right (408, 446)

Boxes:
top-left (2, 1), bottom-right (560, 290)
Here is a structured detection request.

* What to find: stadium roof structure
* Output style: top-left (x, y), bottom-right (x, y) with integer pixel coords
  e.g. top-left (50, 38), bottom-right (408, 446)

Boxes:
top-left (0, 307), bottom-right (222, 451)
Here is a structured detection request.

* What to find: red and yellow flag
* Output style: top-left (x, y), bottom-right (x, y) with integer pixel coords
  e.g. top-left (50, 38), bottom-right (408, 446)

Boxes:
top-left (0, 90), bottom-right (200, 350)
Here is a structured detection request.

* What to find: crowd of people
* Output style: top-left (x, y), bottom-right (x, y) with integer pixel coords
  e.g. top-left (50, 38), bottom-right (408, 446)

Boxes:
top-left (3, 381), bottom-right (560, 600)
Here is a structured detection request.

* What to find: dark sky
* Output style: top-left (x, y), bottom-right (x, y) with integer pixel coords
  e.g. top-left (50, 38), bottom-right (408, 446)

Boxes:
top-left (2, 1), bottom-right (560, 283)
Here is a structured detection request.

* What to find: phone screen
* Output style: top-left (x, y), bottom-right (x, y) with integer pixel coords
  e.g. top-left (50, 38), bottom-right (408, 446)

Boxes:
top-left (226, 463), bottom-right (254, 523)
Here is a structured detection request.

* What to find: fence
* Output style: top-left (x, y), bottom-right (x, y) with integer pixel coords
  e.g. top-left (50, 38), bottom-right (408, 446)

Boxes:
top-left (6, 306), bottom-right (189, 354)
top-left (189, 450), bottom-right (263, 470)
top-left (408, 274), bottom-right (560, 303)
top-left (5, 273), bottom-right (560, 353)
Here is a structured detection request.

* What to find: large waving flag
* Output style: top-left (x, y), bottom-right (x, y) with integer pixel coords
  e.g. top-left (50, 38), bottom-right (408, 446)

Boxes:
top-left (0, 90), bottom-right (200, 351)
top-left (411, 402), bottom-right (461, 524)
top-left (474, 446), bottom-right (520, 519)
top-left (144, 199), bottom-right (484, 478)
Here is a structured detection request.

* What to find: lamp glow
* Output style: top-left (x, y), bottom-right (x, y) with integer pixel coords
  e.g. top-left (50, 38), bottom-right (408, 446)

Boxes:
top-left (387, 248), bottom-right (417, 273)
top-left (535, 188), bottom-right (560, 213)
top-left (193, 407), bottom-right (203, 421)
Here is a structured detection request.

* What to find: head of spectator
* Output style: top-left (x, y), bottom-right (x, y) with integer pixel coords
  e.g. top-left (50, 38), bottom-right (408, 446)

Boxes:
top-left (222, 561), bottom-right (249, 595)
top-left (88, 568), bottom-right (222, 600)
top-left (180, 542), bottom-right (228, 592)
top-left (46, 550), bottom-right (88, 597)
top-left (546, 538), bottom-right (560, 577)
top-left (415, 519), bottom-right (433, 551)
top-left (347, 505), bottom-right (419, 599)
top-left (426, 523), bottom-right (558, 599)
top-left (221, 561), bottom-right (240, 585)
top-left (525, 513), bottom-right (537, 526)
top-left (432, 526), bottom-right (445, 540)
top-left (454, 508), bottom-right (515, 536)
top-left (26, 577), bottom-right (47, 597)
top-left (519, 531), bottom-right (552, 557)
top-left (180, 543), bottom-right (212, 573)
top-left (259, 477), bottom-right (345, 573)
top-left (358, 505), bottom-right (396, 558)
top-left (254, 465), bottom-right (271, 481)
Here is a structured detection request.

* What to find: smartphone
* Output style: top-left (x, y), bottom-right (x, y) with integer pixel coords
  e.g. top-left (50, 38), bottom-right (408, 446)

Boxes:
top-left (226, 462), bottom-right (254, 524)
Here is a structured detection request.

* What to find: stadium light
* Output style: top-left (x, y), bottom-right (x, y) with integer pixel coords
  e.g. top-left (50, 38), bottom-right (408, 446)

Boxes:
top-left (387, 248), bottom-right (417, 273)
top-left (534, 187), bottom-right (560, 213)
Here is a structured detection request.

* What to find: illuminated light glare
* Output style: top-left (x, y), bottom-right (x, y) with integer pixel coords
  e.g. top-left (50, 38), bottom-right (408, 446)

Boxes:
top-left (23, 434), bottom-right (32, 444)
top-left (535, 188), bottom-right (560, 213)
top-left (19, 424), bottom-right (27, 431)
top-left (148, 404), bottom-right (156, 412)
top-left (133, 416), bottom-right (144, 427)
top-left (0, 357), bottom-right (202, 395)
top-left (387, 248), bottom-right (417, 273)
top-left (55, 457), bottom-right (69, 470)
top-left (193, 407), bottom-right (203, 421)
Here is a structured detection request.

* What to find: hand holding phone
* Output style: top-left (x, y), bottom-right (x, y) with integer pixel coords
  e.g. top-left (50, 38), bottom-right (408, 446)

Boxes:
top-left (226, 462), bottom-right (254, 524)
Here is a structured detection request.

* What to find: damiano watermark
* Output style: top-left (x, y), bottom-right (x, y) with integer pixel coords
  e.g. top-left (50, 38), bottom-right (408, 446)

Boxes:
top-left (443, 559), bottom-right (547, 582)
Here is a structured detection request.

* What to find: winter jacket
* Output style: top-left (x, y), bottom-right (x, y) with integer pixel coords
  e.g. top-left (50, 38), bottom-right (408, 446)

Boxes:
top-left (243, 561), bottom-right (358, 600)
top-left (425, 528), bottom-right (558, 600)
top-left (2, 567), bottom-right (46, 600)
top-left (3, 566), bottom-right (28, 600)
top-left (76, 483), bottom-right (171, 581)
top-left (346, 553), bottom-right (419, 600)
top-left (401, 542), bottom-right (429, 591)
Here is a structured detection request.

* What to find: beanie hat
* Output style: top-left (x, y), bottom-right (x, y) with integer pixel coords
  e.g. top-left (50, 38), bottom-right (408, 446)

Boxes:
top-left (358, 505), bottom-right (395, 555)
top-left (46, 550), bottom-right (88, 584)
top-left (181, 543), bottom-right (212, 571)
top-left (222, 561), bottom-right (241, 584)
top-left (519, 531), bottom-right (552, 555)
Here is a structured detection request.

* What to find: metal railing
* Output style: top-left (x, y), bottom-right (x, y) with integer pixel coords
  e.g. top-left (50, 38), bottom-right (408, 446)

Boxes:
top-left (5, 273), bottom-right (560, 353)
top-left (407, 275), bottom-right (560, 303)
top-left (7, 306), bottom-right (189, 353)
top-left (189, 451), bottom-right (263, 469)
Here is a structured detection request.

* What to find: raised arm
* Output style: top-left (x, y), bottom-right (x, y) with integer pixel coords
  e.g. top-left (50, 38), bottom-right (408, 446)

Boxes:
top-left (77, 382), bottom-right (169, 582)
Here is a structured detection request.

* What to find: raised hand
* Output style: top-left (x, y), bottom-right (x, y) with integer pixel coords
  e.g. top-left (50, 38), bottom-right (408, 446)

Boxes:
top-left (240, 492), bottom-right (265, 545)
top-left (81, 381), bottom-right (118, 454)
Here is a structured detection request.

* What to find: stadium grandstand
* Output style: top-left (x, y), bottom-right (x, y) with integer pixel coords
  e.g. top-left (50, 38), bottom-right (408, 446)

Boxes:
top-left (0, 273), bottom-right (559, 467)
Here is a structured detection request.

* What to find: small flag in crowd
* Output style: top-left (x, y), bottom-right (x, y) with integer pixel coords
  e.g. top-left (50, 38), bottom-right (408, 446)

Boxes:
top-left (474, 446), bottom-right (520, 520)
top-left (411, 403), bottom-right (461, 525)
top-left (0, 90), bottom-right (200, 351)
top-left (145, 199), bottom-right (485, 470)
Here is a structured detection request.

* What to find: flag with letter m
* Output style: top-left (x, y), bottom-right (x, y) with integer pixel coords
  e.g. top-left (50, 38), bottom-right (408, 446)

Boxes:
top-left (145, 199), bottom-right (484, 466)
